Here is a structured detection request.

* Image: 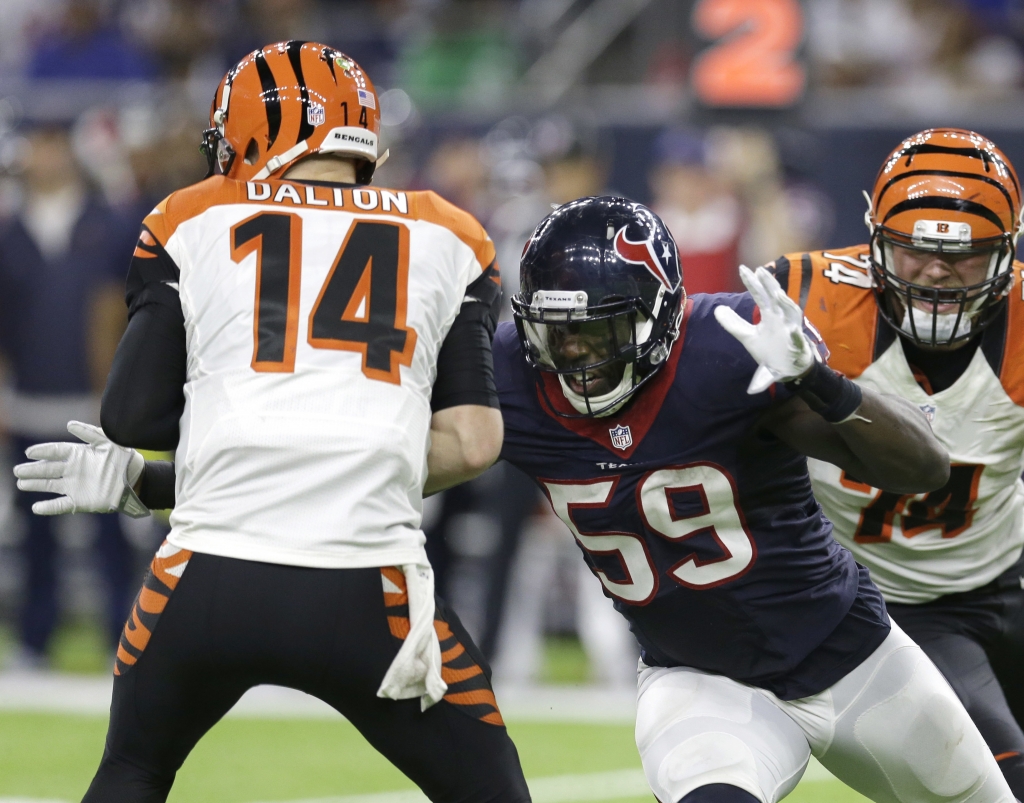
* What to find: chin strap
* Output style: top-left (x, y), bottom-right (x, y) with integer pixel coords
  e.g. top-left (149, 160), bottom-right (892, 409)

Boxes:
top-left (558, 362), bottom-right (636, 417)
top-left (252, 141), bottom-right (310, 180)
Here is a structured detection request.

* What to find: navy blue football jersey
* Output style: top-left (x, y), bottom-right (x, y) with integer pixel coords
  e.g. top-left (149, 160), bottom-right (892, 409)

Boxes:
top-left (495, 293), bottom-right (891, 700)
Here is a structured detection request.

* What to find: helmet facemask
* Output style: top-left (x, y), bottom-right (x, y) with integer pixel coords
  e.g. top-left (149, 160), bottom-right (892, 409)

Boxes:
top-left (512, 285), bottom-right (679, 417)
top-left (868, 220), bottom-right (1015, 348)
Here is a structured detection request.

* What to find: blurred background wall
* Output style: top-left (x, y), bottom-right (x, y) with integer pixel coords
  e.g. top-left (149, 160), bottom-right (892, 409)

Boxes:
top-left (0, 0), bottom-right (1021, 682)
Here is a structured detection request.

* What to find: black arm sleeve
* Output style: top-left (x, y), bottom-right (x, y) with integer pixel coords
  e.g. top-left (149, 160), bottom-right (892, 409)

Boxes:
top-left (100, 226), bottom-right (187, 450)
top-left (431, 262), bottom-right (501, 412)
top-left (138, 460), bottom-right (176, 510)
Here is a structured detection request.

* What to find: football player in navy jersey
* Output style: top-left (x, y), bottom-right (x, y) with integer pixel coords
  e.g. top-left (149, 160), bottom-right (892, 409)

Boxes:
top-left (14, 196), bottom-right (1019, 803)
top-left (496, 196), bottom-right (1015, 803)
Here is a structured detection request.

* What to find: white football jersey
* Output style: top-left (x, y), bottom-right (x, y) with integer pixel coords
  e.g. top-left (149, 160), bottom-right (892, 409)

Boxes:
top-left (780, 246), bottom-right (1024, 604)
top-left (135, 176), bottom-right (497, 569)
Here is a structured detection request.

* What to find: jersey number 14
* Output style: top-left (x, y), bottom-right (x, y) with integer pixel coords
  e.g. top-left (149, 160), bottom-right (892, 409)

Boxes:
top-left (231, 211), bottom-right (417, 384)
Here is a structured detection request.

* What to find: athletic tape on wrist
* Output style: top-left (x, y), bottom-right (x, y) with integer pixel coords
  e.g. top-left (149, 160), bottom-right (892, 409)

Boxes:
top-left (785, 360), bottom-right (863, 423)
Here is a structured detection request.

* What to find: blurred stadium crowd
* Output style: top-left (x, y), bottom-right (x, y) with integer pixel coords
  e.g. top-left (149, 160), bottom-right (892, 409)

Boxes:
top-left (1, 0), bottom-right (1024, 683)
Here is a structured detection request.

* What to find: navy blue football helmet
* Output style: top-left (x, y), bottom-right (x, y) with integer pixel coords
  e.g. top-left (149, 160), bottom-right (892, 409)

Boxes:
top-left (512, 196), bottom-right (685, 417)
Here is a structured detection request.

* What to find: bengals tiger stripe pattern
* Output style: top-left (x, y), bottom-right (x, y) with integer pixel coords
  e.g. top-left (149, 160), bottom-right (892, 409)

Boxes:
top-left (380, 566), bottom-right (504, 725)
top-left (872, 127), bottom-right (1021, 244)
top-left (114, 541), bottom-right (192, 676)
top-left (205, 41), bottom-right (381, 183)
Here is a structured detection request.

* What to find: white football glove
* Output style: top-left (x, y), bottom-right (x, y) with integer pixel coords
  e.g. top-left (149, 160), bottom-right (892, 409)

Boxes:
top-left (714, 265), bottom-right (818, 395)
top-left (12, 421), bottom-right (148, 517)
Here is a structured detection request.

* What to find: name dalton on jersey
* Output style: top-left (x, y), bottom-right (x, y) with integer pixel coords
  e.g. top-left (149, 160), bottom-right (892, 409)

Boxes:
top-left (245, 181), bottom-right (409, 212)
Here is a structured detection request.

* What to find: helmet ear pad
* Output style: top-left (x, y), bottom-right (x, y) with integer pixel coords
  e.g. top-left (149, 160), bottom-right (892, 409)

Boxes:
top-left (243, 138), bottom-right (260, 166)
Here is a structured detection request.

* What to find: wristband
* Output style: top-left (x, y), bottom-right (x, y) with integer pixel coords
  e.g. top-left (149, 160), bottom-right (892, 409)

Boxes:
top-left (785, 360), bottom-right (863, 423)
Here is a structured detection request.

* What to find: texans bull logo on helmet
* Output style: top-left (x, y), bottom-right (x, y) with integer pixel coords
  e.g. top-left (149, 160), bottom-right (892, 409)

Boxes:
top-left (613, 227), bottom-right (677, 290)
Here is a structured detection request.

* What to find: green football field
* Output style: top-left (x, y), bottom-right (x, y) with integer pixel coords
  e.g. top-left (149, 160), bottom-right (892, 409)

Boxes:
top-left (0, 713), bottom-right (871, 803)
top-left (0, 625), bottom-right (870, 802)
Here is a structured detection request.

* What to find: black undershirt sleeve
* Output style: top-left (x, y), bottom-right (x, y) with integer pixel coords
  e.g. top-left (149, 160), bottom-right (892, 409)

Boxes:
top-left (101, 224), bottom-right (187, 450)
top-left (101, 295), bottom-right (186, 450)
top-left (430, 262), bottom-right (502, 412)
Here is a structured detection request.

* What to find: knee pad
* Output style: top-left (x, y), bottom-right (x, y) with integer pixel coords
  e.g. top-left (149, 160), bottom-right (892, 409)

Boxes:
top-left (679, 783), bottom-right (761, 803)
top-left (849, 648), bottom-right (995, 801)
top-left (636, 667), bottom-right (809, 803)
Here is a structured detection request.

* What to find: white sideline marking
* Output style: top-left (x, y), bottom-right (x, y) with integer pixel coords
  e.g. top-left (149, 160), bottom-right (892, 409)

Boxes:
top-left (0, 760), bottom-right (839, 803)
top-left (246, 769), bottom-right (651, 803)
top-left (0, 675), bottom-right (637, 723)
top-left (245, 761), bottom-right (838, 803)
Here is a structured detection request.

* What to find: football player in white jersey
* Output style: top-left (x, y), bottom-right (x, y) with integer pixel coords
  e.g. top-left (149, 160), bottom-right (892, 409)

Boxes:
top-left (764, 128), bottom-right (1024, 799)
top-left (13, 42), bottom-right (530, 803)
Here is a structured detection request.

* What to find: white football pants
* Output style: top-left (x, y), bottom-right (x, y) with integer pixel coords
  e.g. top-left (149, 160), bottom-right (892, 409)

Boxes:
top-left (635, 621), bottom-right (1015, 803)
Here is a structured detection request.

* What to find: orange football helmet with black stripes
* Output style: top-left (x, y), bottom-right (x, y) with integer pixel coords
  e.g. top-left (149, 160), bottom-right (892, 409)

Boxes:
top-left (866, 128), bottom-right (1023, 346)
top-left (200, 41), bottom-right (382, 183)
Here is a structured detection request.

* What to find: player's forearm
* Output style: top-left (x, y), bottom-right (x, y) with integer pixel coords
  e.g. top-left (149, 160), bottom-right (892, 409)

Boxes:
top-left (423, 405), bottom-right (503, 496)
top-left (829, 388), bottom-right (949, 493)
top-left (764, 392), bottom-right (948, 494)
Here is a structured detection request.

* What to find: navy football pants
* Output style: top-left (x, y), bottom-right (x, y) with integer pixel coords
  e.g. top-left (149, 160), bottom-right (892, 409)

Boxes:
top-left (888, 549), bottom-right (1024, 800)
top-left (82, 549), bottom-right (530, 803)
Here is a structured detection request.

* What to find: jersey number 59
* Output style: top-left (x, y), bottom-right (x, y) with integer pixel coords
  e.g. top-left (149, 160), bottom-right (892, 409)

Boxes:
top-left (231, 211), bottom-right (417, 384)
top-left (542, 463), bottom-right (756, 605)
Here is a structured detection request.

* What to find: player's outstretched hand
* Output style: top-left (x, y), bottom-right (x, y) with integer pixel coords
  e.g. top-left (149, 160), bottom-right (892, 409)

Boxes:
top-left (12, 421), bottom-right (148, 517)
top-left (714, 265), bottom-right (818, 395)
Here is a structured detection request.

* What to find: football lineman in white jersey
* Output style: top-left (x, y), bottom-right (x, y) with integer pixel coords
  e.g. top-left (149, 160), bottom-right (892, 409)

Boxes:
top-left (767, 128), bottom-right (1024, 799)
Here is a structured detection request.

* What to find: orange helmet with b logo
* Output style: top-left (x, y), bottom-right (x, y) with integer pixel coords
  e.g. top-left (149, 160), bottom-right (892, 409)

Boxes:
top-left (866, 128), bottom-right (1023, 346)
top-left (200, 41), bottom-right (381, 183)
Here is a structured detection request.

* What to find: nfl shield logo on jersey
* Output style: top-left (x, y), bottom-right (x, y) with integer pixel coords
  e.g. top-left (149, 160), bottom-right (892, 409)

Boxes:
top-left (307, 103), bottom-right (326, 126)
top-left (918, 403), bottom-right (936, 423)
top-left (609, 424), bottom-right (632, 451)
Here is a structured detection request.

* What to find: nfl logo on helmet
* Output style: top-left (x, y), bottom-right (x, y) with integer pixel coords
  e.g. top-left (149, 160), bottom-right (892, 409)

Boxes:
top-left (307, 103), bottom-right (326, 126)
top-left (609, 425), bottom-right (632, 451)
